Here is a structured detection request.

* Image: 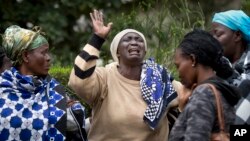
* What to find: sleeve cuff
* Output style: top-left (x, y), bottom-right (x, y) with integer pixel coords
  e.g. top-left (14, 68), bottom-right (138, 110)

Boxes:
top-left (88, 34), bottom-right (105, 50)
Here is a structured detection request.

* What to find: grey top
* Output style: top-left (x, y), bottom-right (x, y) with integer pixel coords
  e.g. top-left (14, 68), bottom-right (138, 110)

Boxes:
top-left (169, 84), bottom-right (235, 141)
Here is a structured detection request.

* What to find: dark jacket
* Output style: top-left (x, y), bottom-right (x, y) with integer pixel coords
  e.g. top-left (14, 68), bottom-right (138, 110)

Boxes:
top-left (169, 76), bottom-right (241, 141)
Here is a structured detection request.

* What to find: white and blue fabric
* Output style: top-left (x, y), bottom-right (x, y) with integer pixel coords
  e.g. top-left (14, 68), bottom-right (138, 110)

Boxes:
top-left (141, 58), bottom-right (177, 130)
top-left (0, 67), bottom-right (66, 141)
top-left (235, 93), bottom-right (250, 124)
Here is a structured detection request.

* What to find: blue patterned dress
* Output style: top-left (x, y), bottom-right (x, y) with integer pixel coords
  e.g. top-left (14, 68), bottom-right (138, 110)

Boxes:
top-left (0, 67), bottom-right (67, 141)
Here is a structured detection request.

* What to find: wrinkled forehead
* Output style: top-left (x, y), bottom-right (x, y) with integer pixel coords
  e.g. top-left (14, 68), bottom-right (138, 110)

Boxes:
top-left (210, 22), bottom-right (236, 38)
top-left (118, 32), bottom-right (144, 46)
top-left (211, 22), bottom-right (232, 31)
top-left (121, 32), bottom-right (142, 39)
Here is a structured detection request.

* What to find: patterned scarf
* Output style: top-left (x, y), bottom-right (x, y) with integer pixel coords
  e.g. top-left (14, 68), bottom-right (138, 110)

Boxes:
top-left (141, 58), bottom-right (177, 130)
top-left (2, 25), bottom-right (49, 66)
top-left (0, 67), bottom-right (66, 141)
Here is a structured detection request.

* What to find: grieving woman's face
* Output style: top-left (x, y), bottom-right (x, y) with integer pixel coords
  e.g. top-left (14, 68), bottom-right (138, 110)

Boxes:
top-left (174, 48), bottom-right (196, 89)
top-left (25, 44), bottom-right (51, 76)
top-left (210, 22), bottom-right (237, 61)
top-left (117, 32), bottom-right (146, 64)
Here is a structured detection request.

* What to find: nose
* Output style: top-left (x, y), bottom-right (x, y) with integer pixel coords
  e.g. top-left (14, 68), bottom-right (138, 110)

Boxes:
top-left (46, 53), bottom-right (51, 62)
top-left (212, 34), bottom-right (218, 40)
top-left (130, 39), bottom-right (137, 44)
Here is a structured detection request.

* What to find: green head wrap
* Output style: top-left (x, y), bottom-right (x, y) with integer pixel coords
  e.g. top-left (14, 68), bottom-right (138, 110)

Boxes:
top-left (2, 25), bottom-right (49, 66)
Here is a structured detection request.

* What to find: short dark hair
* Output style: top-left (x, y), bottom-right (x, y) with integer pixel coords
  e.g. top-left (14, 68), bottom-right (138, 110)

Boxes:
top-left (178, 29), bottom-right (233, 79)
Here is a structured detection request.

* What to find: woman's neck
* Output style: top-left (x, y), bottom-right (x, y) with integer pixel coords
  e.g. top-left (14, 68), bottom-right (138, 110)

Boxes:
top-left (231, 43), bottom-right (246, 64)
top-left (197, 66), bottom-right (216, 85)
top-left (117, 64), bottom-right (142, 81)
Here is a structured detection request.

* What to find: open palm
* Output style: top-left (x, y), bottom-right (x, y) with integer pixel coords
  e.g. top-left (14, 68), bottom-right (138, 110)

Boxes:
top-left (90, 9), bottom-right (112, 39)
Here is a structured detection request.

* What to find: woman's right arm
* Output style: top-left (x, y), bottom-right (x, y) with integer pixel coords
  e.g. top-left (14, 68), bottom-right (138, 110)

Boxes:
top-left (68, 34), bottom-right (105, 105)
top-left (68, 10), bottom-right (112, 106)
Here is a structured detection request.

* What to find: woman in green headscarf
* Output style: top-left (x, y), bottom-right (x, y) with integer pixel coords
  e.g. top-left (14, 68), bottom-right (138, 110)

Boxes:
top-left (0, 25), bottom-right (87, 141)
top-left (3, 25), bottom-right (49, 70)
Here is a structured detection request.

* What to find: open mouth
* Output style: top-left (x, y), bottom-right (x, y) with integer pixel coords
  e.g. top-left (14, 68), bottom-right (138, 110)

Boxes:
top-left (128, 48), bottom-right (140, 54)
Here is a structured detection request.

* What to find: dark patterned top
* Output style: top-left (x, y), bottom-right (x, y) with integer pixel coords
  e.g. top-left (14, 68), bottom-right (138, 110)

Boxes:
top-left (169, 84), bottom-right (236, 141)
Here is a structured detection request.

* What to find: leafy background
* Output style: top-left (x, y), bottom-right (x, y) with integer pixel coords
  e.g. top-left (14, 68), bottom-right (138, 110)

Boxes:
top-left (1, 0), bottom-right (249, 107)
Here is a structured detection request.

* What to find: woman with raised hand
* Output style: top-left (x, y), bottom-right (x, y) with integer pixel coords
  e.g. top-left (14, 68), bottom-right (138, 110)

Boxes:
top-left (69, 9), bottom-right (178, 141)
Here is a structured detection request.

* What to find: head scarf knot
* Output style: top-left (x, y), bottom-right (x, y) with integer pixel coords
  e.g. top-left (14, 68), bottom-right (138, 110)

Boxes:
top-left (110, 29), bottom-right (147, 62)
top-left (212, 10), bottom-right (250, 43)
top-left (2, 25), bottom-right (49, 66)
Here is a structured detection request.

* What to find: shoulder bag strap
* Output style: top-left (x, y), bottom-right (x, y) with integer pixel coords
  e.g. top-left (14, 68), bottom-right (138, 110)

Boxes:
top-left (206, 84), bottom-right (225, 132)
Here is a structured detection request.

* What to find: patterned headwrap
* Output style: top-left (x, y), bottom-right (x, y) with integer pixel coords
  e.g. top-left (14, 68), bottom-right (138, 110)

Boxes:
top-left (2, 25), bottom-right (49, 66)
top-left (110, 29), bottom-right (147, 62)
top-left (212, 10), bottom-right (250, 43)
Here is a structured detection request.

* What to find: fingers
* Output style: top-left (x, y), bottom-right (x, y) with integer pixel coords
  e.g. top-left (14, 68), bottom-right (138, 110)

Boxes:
top-left (99, 11), bottom-right (103, 23)
top-left (89, 9), bottom-right (112, 38)
top-left (94, 9), bottom-right (99, 21)
top-left (90, 10), bottom-right (99, 21)
top-left (92, 9), bottom-right (102, 22)
top-left (90, 12), bottom-right (94, 22)
top-left (107, 22), bottom-right (113, 28)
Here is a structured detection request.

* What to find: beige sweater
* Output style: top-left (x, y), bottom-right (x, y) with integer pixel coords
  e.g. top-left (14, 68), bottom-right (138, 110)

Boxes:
top-left (69, 35), bottom-right (175, 141)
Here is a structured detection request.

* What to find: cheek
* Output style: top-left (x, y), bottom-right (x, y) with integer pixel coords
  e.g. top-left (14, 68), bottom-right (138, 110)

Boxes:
top-left (140, 42), bottom-right (145, 48)
top-left (218, 34), bottom-right (232, 46)
top-left (30, 55), bottom-right (46, 66)
top-left (216, 36), bottom-right (226, 45)
top-left (177, 65), bottom-right (188, 80)
top-left (178, 65), bottom-right (194, 88)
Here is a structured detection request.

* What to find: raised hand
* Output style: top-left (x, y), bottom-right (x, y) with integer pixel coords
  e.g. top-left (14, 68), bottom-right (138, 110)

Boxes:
top-left (90, 9), bottom-right (112, 39)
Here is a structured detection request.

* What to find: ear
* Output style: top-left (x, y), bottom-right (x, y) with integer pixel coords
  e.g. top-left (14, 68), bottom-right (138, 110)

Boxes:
top-left (234, 31), bottom-right (243, 42)
top-left (189, 54), bottom-right (197, 67)
top-left (117, 52), bottom-right (120, 58)
top-left (22, 51), bottom-right (29, 63)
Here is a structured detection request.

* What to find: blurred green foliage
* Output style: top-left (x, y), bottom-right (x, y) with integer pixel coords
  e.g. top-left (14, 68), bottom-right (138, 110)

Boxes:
top-left (1, 0), bottom-right (250, 102)
top-left (1, 0), bottom-right (249, 81)
top-left (49, 65), bottom-right (71, 85)
top-left (1, 0), bottom-right (249, 68)
top-left (3, 0), bottom-right (245, 116)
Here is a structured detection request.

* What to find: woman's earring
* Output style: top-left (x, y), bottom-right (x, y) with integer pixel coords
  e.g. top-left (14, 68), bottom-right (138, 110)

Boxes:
top-left (192, 64), bottom-right (195, 67)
